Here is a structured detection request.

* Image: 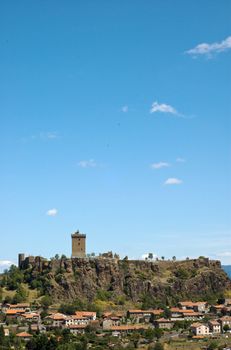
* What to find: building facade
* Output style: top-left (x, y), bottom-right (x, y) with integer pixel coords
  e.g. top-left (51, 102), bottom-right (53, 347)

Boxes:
top-left (71, 230), bottom-right (86, 258)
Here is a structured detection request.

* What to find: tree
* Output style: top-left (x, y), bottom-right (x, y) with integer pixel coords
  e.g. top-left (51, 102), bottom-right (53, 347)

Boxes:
top-left (223, 324), bottom-right (230, 332)
top-left (144, 328), bottom-right (155, 341)
top-left (207, 341), bottom-right (218, 350)
top-left (0, 325), bottom-right (5, 346)
top-left (130, 332), bottom-right (140, 348)
top-left (12, 285), bottom-right (27, 303)
top-left (161, 256), bottom-right (165, 261)
top-left (153, 328), bottom-right (163, 340)
top-left (163, 307), bottom-right (171, 319)
top-left (148, 253), bottom-right (154, 260)
top-left (40, 295), bottom-right (52, 310)
top-left (172, 256), bottom-right (176, 261)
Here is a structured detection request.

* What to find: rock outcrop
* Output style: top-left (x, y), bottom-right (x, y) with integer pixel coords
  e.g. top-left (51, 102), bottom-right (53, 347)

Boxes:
top-left (26, 257), bottom-right (231, 304)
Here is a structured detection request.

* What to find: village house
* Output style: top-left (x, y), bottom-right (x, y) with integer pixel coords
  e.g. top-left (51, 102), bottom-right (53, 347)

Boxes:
top-left (16, 332), bottom-right (33, 341)
top-left (154, 318), bottom-right (174, 330)
top-left (102, 316), bottom-right (121, 330)
top-left (65, 315), bottom-right (89, 327)
top-left (190, 323), bottom-right (210, 336)
top-left (5, 309), bottom-right (26, 319)
top-left (208, 320), bottom-right (221, 334)
top-left (170, 308), bottom-right (202, 321)
top-left (210, 304), bottom-right (226, 314)
top-left (109, 324), bottom-right (150, 337)
top-left (3, 328), bottom-right (10, 337)
top-left (178, 301), bottom-right (208, 313)
top-left (127, 309), bottom-right (163, 323)
top-left (46, 313), bottom-right (66, 327)
top-left (65, 324), bottom-right (87, 335)
top-left (20, 312), bottom-right (40, 323)
top-left (219, 316), bottom-right (231, 331)
top-left (75, 311), bottom-right (97, 320)
top-left (8, 303), bottom-right (30, 311)
top-left (102, 311), bottom-right (125, 320)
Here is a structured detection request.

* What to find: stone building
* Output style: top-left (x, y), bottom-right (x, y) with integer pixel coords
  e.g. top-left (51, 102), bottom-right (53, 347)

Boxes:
top-left (71, 230), bottom-right (86, 258)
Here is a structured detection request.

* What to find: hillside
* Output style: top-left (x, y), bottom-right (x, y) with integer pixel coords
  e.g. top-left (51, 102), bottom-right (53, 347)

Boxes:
top-left (2, 256), bottom-right (230, 308)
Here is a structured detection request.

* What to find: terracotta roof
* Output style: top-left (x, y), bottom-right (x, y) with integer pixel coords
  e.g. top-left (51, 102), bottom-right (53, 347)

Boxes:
top-left (219, 316), bottom-right (231, 321)
top-left (75, 311), bottom-right (96, 318)
top-left (182, 312), bottom-right (201, 316)
top-left (191, 323), bottom-right (204, 328)
top-left (213, 305), bottom-right (224, 309)
top-left (66, 315), bottom-right (87, 320)
top-left (10, 303), bottom-right (30, 308)
top-left (152, 309), bottom-right (164, 315)
top-left (128, 309), bottom-right (163, 315)
top-left (209, 320), bottom-right (220, 326)
top-left (110, 324), bottom-right (149, 331)
top-left (192, 335), bottom-right (205, 339)
top-left (22, 313), bottom-right (39, 319)
top-left (179, 301), bottom-right (194, 306)
top-left (6, 309), bottom-right (25, 315)
top-left (16, 332), bottom-right (32, 338)
top-left (48, 313), bottom-right (66, 320)
top-left (171, 308), bottom-right (196, 314)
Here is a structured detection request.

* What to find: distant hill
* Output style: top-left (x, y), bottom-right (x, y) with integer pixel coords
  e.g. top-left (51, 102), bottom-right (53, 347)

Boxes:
top-left (223, 265), bottom-right (231, 278)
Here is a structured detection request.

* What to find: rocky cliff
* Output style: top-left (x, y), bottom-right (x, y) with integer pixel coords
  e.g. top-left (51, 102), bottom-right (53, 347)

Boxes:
top-left (26, 257), bottom-right (231, 305)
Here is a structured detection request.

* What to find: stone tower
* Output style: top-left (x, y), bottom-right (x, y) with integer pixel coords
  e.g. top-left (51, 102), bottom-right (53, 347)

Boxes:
top-left (18, 253), bottom-right (25, 268)
top-left (71, 230), bottom-right (86, 258)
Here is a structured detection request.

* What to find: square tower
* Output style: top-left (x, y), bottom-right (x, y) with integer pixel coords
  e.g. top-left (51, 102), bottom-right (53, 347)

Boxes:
top-left (71, 230), bottom-right (86, 258)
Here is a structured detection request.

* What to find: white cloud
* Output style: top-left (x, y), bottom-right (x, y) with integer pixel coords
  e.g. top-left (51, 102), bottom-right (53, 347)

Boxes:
top-left (22, 131), bottom-right (58, 143)
top-left (217, 252), bottom-right (231, 257)
top-left (43, 132), bottom-right (58, 139)
top-left (0, 260), bottom-right (15, 271)
top-left (176, 157), bottom-right (186, 163)
top-left (151, 162), bottom-right (170, 169)
top-left (150, 101), bottom-right (181, 116)
top-left (78, 159), bottom-right (97, 168)
top-left (164, 178), bottom-right (182, 185)
top-left (121, 105), bottom-right (128, 113)
top-left (46, 208), bottom-right (58, 216)
top-left (186, 36), bottom-right (231, 57)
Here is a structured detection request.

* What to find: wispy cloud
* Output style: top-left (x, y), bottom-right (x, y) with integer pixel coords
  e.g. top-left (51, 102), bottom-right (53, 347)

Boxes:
top-left (164, 178), bottom-right (182, 185)
top-left (150, 101), bottom-right (184, 118)
top-left (46, 208), bottom-right (58, 216)
top-left (77, 159), bottom-right (97, 168)
top-left (176, 157), bottom-right (186, 163)
top-left (0, 260), bottom-right (15, 271)
top-left (216, 252), bottom-right (231, 258)
top-left (42, 132), bottom-right (58, 139)
top-left (121, 105), bottom-right (128, 113)
top-left (151, 162), bottom-right (170, 169)
top-left (186, 36), bottom-right (231, 58)
top-left (150, 101), bottom-right (178, 115)
top-left (22, 131), bottom-right (59, 143)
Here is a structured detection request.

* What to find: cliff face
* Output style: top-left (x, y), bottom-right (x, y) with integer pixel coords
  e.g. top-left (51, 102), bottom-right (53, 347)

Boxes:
top-left (28, 257), bottom-right (231, 304)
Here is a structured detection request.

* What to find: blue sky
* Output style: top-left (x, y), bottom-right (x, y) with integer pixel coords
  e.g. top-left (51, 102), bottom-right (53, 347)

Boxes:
top-left (0, 0), bottom-right (231, 271)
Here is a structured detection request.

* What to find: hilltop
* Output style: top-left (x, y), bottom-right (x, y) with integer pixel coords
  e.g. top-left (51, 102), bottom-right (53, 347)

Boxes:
top-left (1, 256), bottom-right (230, 309)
